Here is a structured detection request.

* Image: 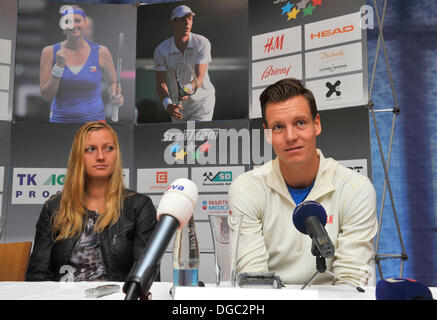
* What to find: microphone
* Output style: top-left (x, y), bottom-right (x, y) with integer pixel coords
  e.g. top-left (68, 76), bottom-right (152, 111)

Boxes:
top-left (123, 178), bottom-right (198, 300)
top-left (376, 278), bottom-right (434, 300)
top-left (292, 201), bottom-right (335, 259)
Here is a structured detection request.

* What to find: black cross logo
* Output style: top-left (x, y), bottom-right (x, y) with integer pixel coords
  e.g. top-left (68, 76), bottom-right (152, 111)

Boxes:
top-left (326, 80), bottom-right (341, 98)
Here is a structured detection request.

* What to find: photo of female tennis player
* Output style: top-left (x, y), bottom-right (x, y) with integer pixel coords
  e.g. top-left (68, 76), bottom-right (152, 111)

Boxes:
top-left (13, 2), bottom-right (136, 124)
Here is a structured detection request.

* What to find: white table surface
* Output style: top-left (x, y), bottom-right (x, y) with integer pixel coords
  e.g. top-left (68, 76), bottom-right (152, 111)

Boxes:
top-left (0, 281), bottom-right (435, 300)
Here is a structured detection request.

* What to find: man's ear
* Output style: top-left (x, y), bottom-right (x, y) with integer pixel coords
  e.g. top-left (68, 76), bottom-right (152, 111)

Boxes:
top-left (314, 114), bottom-right (322, 137)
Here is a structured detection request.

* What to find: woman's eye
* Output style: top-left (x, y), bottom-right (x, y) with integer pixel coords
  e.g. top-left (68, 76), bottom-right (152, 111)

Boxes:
top-left (85, 147), bottom-right (95, 153)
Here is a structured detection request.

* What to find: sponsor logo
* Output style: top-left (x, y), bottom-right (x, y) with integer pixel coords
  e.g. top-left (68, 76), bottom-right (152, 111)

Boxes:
top-left (320, 48), bottom-right (344, 60)
top-left (191, 166), bottom-right (245, 192)
top-left (326, 214), bottom-right (334, 224)
top-left (13, 169), bottom-right (67, 203)
top-left (264, 35), bottom-right (284, 53)
top-left (89, 66), bottom-right (97, 72)
top-left (311, 25), bottom-right (354, 40)
top-left (167, 184), bottom-right (185, 192)
top-left (201, 199), bottom-right (229, 212)
top-left (326, 80), bottom-right (341, 98)
top-left (156, 171), bottom-right (168, 184)
top-left (275, 0), bottom-right (322, 22)
top-left (162, 128), bottom-right (219, 142)
top-left (43, 174), bottom-right (65, 186)
top-left (261, 64), bottom-right (292, 81)
top-left (203, 171), bottom-right (232, 183)
top-left (12, 168), bottom-right (129, 204)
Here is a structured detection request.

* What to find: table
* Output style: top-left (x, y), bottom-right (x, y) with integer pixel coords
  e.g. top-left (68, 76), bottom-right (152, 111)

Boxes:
top-left (0, 281), bottom-right (435, 300)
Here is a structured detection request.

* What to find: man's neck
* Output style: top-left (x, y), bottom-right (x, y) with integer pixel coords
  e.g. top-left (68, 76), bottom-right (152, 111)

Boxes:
top-left (279, 152), bottom-right (320, 188)
top-left (174, 33), bottom-right (190, 53)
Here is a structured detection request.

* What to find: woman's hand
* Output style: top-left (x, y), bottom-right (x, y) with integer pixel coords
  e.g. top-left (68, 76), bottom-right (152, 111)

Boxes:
top-left (110, 91), bottom-right (124, 107)
top-left (55, 48), bottom-right (67, 68)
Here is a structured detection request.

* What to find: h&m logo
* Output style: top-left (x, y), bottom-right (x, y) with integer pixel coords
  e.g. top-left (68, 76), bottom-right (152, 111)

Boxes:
top-left (264, 34), bottom-right (284, 53)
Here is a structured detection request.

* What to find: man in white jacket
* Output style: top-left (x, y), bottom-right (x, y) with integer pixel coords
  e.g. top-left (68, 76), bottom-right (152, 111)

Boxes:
top-left (228, 78), bottom-right (378, 286)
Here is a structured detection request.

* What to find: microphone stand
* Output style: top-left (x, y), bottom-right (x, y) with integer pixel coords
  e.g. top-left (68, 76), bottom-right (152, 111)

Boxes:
top-left (301, 242), bottom-right (365, 293)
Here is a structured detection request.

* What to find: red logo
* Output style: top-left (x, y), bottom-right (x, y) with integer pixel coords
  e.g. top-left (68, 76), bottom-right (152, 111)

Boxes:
top-left (261, 64), bottom-right (291, 81)
top-left (156, 171), bottom-right (168, 184)
top-left (311, 25), bottom-right (354, 40)
top-left (326, 214), bottom-right (334, 224)
top-left (264, 34), bottom-right (284, 53)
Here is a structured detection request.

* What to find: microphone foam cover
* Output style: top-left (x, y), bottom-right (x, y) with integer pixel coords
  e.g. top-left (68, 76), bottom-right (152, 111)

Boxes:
top-left (376, 278), bottom-right (433, 300)
top-left (292, 200), bottom-right (327, 234)
top-left (157, 178), bottom-right (198, 228)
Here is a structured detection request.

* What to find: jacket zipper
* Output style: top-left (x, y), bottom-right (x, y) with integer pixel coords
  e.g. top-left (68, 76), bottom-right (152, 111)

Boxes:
top-left (111, 227), bottom-right (132, 246)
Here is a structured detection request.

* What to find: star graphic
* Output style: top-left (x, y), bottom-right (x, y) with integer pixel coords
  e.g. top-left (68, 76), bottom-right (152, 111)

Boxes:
top-left (281, 1), bottom-right (294, 15)
top-left (287, 7), bottom-right (300, 21)
top-left (174, 148), bottom-right (187, 160)
top-left (296, 0), bottom-right (310, 10)
top-left (312, 0), bottom-right (322, 6)
top-left (191, 149), bottom-right (201, 160)
top-left (199, 141), bottom-right (213, 152)
top-left (169, 142), bottom-right (182, 154)
top-left (303, 4), bottom-right (316, 16)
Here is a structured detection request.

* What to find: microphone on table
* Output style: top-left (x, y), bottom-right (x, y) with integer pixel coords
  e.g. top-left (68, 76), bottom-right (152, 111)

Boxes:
top-left (376, 278), bottom-right (434, 300)
top-left (123, 178), bottom-right (198, 300)
top-left (292, 200), bottom-right (335, 259)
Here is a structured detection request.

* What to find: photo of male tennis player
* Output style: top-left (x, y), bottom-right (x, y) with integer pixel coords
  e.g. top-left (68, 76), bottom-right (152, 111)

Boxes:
top-left (154, 5), bottom-right (215, 122)
top-left (136, 0), bottom-right (249, 123)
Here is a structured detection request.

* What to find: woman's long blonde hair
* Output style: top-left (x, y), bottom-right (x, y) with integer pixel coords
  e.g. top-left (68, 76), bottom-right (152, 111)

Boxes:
top-left (52, 122), bottom-right (125, 241)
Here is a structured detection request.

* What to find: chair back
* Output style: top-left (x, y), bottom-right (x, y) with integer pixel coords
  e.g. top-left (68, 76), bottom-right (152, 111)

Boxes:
top-left (0, 242), bottom-right (32, 281)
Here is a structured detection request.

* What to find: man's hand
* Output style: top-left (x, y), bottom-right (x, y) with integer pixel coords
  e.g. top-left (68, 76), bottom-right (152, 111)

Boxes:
top-left (166, 103), bottom-right (183, 119)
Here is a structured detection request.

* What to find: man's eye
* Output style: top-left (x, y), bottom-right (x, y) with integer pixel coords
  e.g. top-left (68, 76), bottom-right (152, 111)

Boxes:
top-left (272, 124), bottom-right (283, 131)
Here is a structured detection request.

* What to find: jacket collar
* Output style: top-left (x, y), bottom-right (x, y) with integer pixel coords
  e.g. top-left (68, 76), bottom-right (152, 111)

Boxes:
top-left (266, 149), bottom-right (337, 205)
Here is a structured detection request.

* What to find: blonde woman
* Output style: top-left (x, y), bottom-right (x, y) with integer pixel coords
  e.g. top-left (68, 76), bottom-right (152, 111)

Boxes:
top-left (26, 122), bottom-right (158, 281)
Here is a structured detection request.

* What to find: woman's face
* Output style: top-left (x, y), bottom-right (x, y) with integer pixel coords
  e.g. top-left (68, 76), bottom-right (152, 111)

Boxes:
top-left (83, 128), bottom-right (117, 182)
top-left (64, 14), bottom-right (86, 38)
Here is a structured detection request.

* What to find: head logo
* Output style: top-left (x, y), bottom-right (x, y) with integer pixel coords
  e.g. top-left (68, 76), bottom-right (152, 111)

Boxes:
top-left (202, 201), bottom-right (208, 210)
top-left (311, 25), bottom-right (354, 40)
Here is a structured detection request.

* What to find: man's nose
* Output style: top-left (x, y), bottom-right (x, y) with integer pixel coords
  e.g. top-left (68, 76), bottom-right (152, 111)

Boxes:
top-left (285, 126), bottom-right (296, 142)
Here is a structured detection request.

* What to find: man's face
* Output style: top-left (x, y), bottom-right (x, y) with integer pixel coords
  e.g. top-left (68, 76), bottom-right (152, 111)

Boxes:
top-left (171, 14), bottom-right (193, 37)
top-left (263, 95), bottom-right (321, 169)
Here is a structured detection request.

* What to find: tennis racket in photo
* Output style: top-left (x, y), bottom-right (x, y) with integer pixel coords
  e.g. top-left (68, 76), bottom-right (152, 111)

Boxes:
top-left (175, 62), bottom-right (197, 105)
top-left (111, 32), bottom-right (124, 123)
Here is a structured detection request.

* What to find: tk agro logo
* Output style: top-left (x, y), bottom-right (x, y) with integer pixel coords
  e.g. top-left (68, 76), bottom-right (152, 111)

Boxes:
top-left (16, 173), bottom-right (65, 186)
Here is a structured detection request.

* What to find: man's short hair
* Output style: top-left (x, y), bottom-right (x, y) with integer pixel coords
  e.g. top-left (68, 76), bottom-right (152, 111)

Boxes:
top-left (259, 78), bottom-right (318, 126)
